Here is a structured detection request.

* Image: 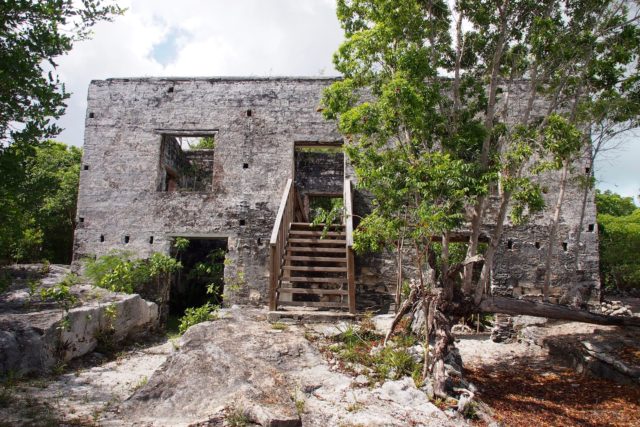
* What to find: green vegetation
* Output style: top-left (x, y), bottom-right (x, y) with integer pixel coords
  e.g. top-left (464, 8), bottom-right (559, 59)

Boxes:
top-left (178, 302), bottom-right (219, 334)
top-left (0, 0), bottom-right (124, 264)
top-left (84, 251), bottom-right (182, 294)
top-left (226, 404), bottom-right (250, 427)
top-left (0, 141), bottom-right (82, 263)
top-left (597, 191), bottom-right (640, 291)
top-left (0, 1), bottom-right (123, 147)
top-left (189, 136), bottom-right (215, 150)
top-left (328, 323), bottom-right (421, 385)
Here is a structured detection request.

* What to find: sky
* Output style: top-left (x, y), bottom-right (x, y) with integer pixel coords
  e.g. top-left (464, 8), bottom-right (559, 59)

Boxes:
top-left (54, 0), bottom-right (638, 202)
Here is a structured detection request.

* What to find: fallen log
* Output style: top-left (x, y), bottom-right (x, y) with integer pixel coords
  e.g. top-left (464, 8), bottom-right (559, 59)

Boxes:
top-left (479, 296), bottom-right (640, 327)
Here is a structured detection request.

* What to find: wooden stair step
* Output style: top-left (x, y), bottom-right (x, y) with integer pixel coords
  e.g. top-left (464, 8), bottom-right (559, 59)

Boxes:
top-left (278, 301), bottom-right (348, 309)
top-left (288, 230), bottom-right (345, 237)
top-left (286, 276), bottom-right (348, 284)
top-left (284, 255), bottom-right (347, 263)
top-left (283, 266), bottom-right (347, 272)
top-left (278, 288), bottom-right (348, 296)
top-left (287, 247), bottom-right (346, 254)
top-left (290, 222), bottom-right (345, 229)
top-left (288, 238), bottom-right (347, 245)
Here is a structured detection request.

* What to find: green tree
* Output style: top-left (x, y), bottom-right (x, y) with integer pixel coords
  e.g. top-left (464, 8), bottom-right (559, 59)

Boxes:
top-left (0, 0), bottom-right (124, 148)
top-left (598, 209), bottom-right (640, 291)
top-left (0, 141), bottom-right (82, 263)
top-left (323, 0), bottom-right (640, 397)
top-left (596, 189), bottom-right (637, 217)
top-left (596, 191), bottom-right (640, 291)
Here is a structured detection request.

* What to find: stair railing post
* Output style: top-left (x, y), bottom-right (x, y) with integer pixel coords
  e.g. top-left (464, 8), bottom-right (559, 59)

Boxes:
top-left (344, 179), bottom-right (356, 314)
top-left (269, 179), bottom-right (294, 311)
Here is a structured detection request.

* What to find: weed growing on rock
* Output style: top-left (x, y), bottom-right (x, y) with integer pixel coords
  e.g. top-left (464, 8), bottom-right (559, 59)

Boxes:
top-left (290, 386), bottom-right (305, 416)
top-left (178, 302), bottom-right (219, 334)
top-left (95, 303), bottom-right (118, 353)
top-left (226, 404), bottom-right (250, 427)
top-left (271, 322), bottom-right (288, 331)
top-left (326, 322), bottom-right (423, 384)
top-left (133, 375), bottom-right (148, 391)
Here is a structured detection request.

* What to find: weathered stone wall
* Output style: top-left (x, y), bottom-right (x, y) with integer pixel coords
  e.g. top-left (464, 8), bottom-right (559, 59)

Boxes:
top-left (74, 77), bottom-right (600, 310)
top-left (294, 150), bottom-right (344, 196)
top-left (74, 77), bottom-right (343, 306)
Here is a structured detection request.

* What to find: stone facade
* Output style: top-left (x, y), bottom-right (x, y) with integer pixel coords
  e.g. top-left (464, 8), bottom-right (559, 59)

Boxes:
top-left (74, 77), bottom-right (600, 310)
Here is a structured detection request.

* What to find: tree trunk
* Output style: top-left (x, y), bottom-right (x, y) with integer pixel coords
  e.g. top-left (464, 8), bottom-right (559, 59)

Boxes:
top-left (432, 300), bottom-right (454, 398)
top-left (478, 295), bottom-right (640, 327)
top-left (543, 159), bottom-right (569, 300)
top-left (475, 190), bottom-right (511, 304)
top-left (395, 237), bottom-right (405, 311)
top-left (573, 168), bottom-right (592, 270)
top-left (464, 0), bottom-right (510, 295)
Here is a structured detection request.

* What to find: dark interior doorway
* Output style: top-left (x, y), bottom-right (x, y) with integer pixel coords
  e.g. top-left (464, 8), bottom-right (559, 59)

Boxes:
top-left (169, 237), bottom-right (228, 317)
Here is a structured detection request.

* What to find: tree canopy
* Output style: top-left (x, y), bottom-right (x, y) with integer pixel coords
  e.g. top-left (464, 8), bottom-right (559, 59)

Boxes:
top-left (0, 141), bottom-right (82, 263)
top-left (322, 0), bottom-right (640, 396)
top-left (0, 0), bottom-right (123, 148)
top-left (597, 190), bottom-right (640, 290)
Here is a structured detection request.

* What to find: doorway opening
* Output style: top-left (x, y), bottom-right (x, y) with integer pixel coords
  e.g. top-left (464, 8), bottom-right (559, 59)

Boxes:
top-left (169, 238), bottom-right (228, 322)
top-left (308, 194), bottom-right (343, 223)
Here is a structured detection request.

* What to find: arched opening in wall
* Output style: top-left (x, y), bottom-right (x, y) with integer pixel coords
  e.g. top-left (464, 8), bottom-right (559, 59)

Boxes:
top-left (167, 237), bottom-right (228, 331)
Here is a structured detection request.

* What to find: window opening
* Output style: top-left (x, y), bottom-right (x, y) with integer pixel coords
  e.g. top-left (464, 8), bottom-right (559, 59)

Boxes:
top-left (124, 235), bottom-right (130, 244)
top-left (158, 133), bottom-right (216, 192)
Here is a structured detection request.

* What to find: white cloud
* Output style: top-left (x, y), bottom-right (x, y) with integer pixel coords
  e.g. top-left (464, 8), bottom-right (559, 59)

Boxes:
top-left (52, 0), bottom-right (637, 199)
top-left (54, 0), bottom-right (343, 147)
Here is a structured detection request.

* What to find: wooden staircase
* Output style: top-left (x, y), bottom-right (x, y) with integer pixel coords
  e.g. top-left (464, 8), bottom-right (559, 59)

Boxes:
top-left (269, 179), bottom-right (355, 313)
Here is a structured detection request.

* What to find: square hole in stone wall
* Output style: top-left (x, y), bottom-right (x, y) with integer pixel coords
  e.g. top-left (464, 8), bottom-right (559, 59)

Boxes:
top-left (83, 165), bottom-right (89, 170)
top-left (588, 223), bottom-right (595, 232)
top-left (124, 235), bottom-right (130, 244)
top-left (239, 219), bottom-right (246, 226)
top-left (243, 163), bottom-right (249, 169)
top-left (100, 235), bottom-right (105, 243)
top-left (158, 133), bottom-right (217, 193)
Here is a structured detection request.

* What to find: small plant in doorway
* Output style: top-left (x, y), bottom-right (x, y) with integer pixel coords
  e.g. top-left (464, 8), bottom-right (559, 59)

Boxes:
top-left (177, 302), bottom-right (219, 334)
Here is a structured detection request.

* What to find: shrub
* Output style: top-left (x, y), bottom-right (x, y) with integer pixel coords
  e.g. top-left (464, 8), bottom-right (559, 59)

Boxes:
top-left (178, 302), bottom-right (219, 334)
top-left (84, 251), bottom-right (182, 294)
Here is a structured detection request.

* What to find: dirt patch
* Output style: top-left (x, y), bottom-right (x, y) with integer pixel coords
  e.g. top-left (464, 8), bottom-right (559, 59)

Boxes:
top-left (465, 356), bottom-right (640, 427)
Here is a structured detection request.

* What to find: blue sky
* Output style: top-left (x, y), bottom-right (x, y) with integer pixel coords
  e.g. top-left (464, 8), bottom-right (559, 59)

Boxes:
top-left (54, 0), bottom-right (638, 202)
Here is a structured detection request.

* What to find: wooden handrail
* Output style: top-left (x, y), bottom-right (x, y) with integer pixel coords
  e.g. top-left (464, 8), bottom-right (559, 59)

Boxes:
top-left (270, 179), bottom-right (293, 245)
top-left (344, 179), bottom-right (356, 313)
top-left (269, 179), bottom-right (300, 311)
top-left (344, 179), bottom-right (354, 247)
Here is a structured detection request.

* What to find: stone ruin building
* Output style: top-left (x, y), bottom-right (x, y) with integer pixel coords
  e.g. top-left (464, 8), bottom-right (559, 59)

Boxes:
top-left (73, 77), bottom-right (600, 318)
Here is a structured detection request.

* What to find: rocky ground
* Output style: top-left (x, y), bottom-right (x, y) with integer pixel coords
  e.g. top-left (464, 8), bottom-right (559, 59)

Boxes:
top-left (0, 264), bottom-right (158, 376)
top-left (1, 266), bottom-right (639, 426)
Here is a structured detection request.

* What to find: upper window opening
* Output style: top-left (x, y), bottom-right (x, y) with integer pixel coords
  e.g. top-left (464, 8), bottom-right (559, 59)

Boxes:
top-left (158, 132), bottom-right (217, 192)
